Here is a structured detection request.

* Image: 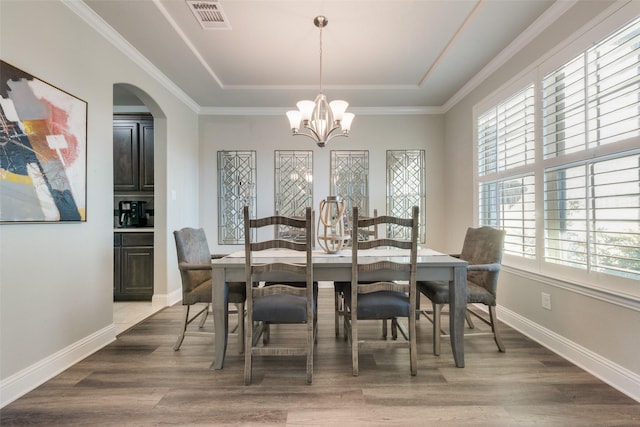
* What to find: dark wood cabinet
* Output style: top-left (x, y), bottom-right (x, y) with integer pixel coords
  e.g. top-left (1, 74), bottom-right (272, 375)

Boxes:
top-left (113, 115), bottom-right (154, 193)
top-left (114, 232), bottom-right (153, 301)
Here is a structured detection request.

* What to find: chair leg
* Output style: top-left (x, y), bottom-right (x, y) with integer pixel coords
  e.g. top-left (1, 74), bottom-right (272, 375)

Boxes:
top-left (334, 289), bottom-right (341, 337)
top-left (433, 302), bottom-right (441, 356)
top-left (307, 318), bottom-right (314, 385)
top-left (173, 305), bottom-right (190, 351)
top-left (465, 309), bottom-right (475, 329)
top-left (198, 303), bottom-right (210, 328)
top-left (409, 308), bottom-right (417, 376)
top-left (489, 305), bottom-right (506, 352)
top-left (235, 303), bottom-right (245, 355)
top-left (244, 311), bottom-right (253, 385)
top-left (382, 319), bottom-right (388, 338)
top-left (351, 312), bottom-right (359, 376)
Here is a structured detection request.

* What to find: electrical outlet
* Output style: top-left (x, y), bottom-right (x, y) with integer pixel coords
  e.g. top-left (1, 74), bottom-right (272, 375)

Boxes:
top-left (541, 292), bottom-right (552, 310)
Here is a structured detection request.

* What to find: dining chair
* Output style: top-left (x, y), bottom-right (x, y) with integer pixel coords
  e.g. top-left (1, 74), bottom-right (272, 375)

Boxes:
top-left (418, 226), bottom-right (506, 355)
top-left (243, 206), bottom-right (315, 385)
top-left (344, 205), bottom-right (419, 376)
top-left (172, 228), bottom-right (245, 352)
top-left (334, 209), bottom-right (378, 337)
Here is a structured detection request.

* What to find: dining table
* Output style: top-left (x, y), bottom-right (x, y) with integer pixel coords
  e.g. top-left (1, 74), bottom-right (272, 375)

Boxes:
top-left (210, 248), bottom-right (468, 369)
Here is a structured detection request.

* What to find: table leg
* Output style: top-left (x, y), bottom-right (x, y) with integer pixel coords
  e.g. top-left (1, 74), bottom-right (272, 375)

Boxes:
top-left (449, 265), bottom-right (466, 368)
top-left (212, 268), bottom-right (229, 370)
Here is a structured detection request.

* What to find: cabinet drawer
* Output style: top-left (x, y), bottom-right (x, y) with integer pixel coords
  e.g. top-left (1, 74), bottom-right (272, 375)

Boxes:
top-left (114, 233), bottom-right (122, 245)
top-left (122, 233), bottom-right (153, 246)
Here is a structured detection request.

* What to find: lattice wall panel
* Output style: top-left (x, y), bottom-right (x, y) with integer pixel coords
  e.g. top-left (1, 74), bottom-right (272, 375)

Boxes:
top-left (330, 150), bottom-right (369, 231)
top-left (217, 151), bottom-right (256, 244)
top-left (275, 151), bottom-right (313, 237)
top-left (386, 150), bottom-right (426, 242)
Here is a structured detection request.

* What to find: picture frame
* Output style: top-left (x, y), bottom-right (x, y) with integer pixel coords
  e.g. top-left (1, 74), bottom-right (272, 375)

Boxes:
top-left (1, 60), bottom-right (88, 223)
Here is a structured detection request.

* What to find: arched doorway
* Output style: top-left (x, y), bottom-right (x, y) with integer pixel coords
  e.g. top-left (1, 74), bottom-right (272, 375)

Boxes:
top-left (112, 83), bottom-right (168, 333)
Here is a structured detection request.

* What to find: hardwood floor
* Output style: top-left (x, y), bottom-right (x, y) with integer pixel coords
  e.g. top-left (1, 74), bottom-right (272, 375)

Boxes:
top-left (2, 288), bottom-right (639, 426)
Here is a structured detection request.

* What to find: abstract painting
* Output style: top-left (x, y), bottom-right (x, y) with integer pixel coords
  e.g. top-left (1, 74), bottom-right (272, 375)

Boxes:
top-left (1, 60), bottom-right (87, 223)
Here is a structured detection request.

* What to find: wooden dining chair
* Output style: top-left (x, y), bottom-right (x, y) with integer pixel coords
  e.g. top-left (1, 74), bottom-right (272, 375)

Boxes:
top-left (173, 228), bottom-right (245, 352)
top-left (334, 208), bottom-right (378, 337)
top-left (243, 206), bottom-right (315, 385)
top-left (344, 206), bottom-right (419, 376)
top-left (418, 226), bottom-right (506, 355)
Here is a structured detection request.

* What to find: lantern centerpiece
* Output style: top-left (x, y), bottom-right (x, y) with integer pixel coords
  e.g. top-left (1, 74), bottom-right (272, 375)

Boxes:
top-left (317, 196), bottom-right (350, 254)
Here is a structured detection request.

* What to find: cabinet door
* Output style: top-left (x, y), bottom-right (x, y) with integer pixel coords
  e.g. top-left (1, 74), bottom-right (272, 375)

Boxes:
top-left (140, 120), bottom-right (154, 191)
top-left (114, 246), bottom-right (121, 296)
top-left (113, 121), bottom-right (139, 192)
top-left (120, 246), bottom-right (154, 300)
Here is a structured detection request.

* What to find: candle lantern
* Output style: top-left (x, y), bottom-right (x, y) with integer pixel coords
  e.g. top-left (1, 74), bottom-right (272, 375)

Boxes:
top-left (317, 196), bottom-right (350, 253)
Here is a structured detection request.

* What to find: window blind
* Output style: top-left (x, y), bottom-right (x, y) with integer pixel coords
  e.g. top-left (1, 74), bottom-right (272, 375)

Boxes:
top-left (543, 17), bottom-right (640, 158)
top-left (478, 85), bottom-right (535, 176)
top-left (544, 153), bottom-right (640, 280)
top-left (479, 175), bottom-right (536, 259)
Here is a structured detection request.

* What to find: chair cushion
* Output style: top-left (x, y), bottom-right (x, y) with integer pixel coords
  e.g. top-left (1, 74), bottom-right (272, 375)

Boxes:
top-left (184, 279), bottom-right (212, 305)
top-left (253, 294), bottom-right (314, 323)
top-left (227, 282), bottom-right (246, 304)
top-left (184, 280), bottom-right (245, 305)
top-left (418, 280), bottom-right (496, 306)
top-left (345, 289), bottom-right (410, 319)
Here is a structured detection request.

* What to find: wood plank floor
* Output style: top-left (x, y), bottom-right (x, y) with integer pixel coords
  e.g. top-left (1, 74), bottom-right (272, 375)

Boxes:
top-left (2, 288), bottom-right (639, 426)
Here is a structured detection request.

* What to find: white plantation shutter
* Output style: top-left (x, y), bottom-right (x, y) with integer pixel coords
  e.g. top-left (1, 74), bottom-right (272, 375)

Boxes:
top-left (543, 17), bottom-right (640, 158)
top-left (478, 85), bottom-right (535, 176)
top-left (479, 175), bottom-right (536, 259)
top-left (477, 15), bottom-right (640, 284)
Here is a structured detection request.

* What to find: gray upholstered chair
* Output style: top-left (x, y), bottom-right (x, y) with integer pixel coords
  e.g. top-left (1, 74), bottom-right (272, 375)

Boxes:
top-left (173, 227), bottom-right (245, 352)
top-left (418, 226), bottom-right (506, 355)
top-left (243, 206), bottom-right (315, 385)
top-left (344, 206), bottom-right (419, 376)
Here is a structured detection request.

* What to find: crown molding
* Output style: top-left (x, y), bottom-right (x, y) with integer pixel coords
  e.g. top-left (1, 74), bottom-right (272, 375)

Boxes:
top-left (63, 0), bottom-right (200, 113)
top-left (197, 106), bottom-right (443, 116)
top-left (442, 0), bottom-right (578, 112)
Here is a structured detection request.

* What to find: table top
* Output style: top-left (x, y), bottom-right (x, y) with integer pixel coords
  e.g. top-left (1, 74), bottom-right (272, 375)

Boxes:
top-left (212, 248), bottom-right (467, 268)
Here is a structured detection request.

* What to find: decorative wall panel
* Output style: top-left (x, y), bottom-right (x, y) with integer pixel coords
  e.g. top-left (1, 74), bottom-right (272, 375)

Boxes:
top-left (275, 150), bottom-right (313, 237)
top-left (386, 150), bottom-right (426, 242)
top-left (217, 150), bottom-right (256, 244)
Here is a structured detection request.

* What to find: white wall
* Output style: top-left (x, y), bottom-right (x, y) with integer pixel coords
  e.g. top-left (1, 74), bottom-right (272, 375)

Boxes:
top-left (0, 1), bottom-right (199, 406)
top-left (198, 114), bottom-right (447, 254)
top-left (443, 0), bottom-right (640, 400)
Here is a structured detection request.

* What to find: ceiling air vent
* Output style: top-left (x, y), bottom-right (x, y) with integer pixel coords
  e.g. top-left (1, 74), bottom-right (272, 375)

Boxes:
top-left (186, 0), bottom-right (231, 30)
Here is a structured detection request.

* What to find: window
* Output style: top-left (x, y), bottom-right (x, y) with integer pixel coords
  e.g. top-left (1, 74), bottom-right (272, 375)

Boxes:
top-left (545, 153), bottom-right (640, 280)
top-left (476, 14), bottom-right (640, 287)
top-left (477, 85), bottom-right (536, 258)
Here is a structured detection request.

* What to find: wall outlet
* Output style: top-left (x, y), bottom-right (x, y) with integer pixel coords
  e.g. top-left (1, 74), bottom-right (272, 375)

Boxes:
top-left (541, 292), bottom-right (552, 310)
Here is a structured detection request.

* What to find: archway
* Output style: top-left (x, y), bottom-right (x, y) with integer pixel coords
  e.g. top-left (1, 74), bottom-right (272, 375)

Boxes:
top-left (113, 83), bottom-right (168, 327)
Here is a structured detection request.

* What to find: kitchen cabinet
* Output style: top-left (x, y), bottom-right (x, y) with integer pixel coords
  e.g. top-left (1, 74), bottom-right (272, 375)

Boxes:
top-left (114, 232), bottom-right (154, 301)
top-left (113, 115), bottom-right (154, 193)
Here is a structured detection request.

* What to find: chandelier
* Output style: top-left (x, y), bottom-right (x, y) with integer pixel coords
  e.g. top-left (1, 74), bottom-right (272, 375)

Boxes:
top-left (286, 16), bottom-right (354, 148)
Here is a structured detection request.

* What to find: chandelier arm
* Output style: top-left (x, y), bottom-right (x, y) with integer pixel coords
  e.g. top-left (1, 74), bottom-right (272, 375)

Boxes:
top-left (293, 128), bottom-right (324, 144)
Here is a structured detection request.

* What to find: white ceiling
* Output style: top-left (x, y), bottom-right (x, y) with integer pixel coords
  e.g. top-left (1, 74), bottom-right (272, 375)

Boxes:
top-left (82, 0), bottom-right (567, 112)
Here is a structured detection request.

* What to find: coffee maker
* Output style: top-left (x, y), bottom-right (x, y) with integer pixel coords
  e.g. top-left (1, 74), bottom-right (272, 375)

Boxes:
top-left (118, 201), bottom-right (147, 227)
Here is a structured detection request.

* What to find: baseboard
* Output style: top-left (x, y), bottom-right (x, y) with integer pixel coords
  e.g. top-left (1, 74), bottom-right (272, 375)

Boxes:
top-left (497, 305), bottom-right (640, 403)
top-left (152, 287), bottom-right (182, 307)
top-left (0, 324), bottom-right (116, 408)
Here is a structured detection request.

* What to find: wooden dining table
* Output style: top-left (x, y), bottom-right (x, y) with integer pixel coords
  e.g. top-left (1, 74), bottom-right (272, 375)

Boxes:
top-left (210, 248), bottom-right (468, 369)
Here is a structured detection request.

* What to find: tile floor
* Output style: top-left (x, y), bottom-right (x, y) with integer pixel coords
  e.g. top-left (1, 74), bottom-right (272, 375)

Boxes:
top-left (112, 301), bottom-right (164, 336)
